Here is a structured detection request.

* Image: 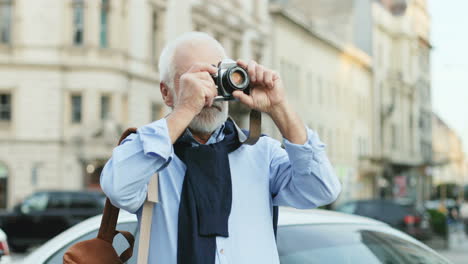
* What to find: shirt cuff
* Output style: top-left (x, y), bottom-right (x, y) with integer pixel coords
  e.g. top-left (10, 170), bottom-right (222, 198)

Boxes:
top-left (137, 118), bottom-right (173, 162)
top-left (283, 127), bottom-right (326, 167)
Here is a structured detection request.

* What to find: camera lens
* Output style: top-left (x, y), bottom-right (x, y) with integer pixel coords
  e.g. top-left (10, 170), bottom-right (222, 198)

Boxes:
top-left (230, 70), bottom-right (245, 87)
top-left (226, 66), bottom-right (249, 91)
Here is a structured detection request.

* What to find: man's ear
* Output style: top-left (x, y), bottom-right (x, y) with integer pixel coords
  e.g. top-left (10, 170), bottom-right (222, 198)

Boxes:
top-left (160, 82), bottom-right (174, 107)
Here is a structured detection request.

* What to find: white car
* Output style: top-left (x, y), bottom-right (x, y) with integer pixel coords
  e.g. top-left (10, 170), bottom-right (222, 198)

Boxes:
top-left (23, 207), bottom-right (452, 264)
top-left (0, 228), bottom-right (11, 264)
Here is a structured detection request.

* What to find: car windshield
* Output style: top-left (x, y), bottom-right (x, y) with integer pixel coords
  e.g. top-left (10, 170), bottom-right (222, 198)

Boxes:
top-left (21, 192), bottom-right (49, 214)
top-left (277, 224), bottom-right (450, 264)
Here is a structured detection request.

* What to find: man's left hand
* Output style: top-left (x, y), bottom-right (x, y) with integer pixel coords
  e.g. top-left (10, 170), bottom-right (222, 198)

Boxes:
top-left (234, 60), bottom-right (307, 144)
top-left (233, 60), bottom-right (286, 115)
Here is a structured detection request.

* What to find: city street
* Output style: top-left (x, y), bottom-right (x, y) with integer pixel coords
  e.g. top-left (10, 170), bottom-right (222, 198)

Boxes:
top-left (438, 230), bottom-right (468, 264)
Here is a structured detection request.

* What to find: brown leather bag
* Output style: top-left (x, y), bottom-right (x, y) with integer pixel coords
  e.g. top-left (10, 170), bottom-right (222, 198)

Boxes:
top-left (63, 128), bottom-right (138, 264)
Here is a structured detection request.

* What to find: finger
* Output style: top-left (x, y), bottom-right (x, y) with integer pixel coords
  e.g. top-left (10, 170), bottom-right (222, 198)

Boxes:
top-left (264, 70), bottom-right (273, 89)
top-left (272, 71), bottom-right (280, 81)
top-left (232, 90), bottom-right (254, 109)
top-left (247, 60), bottom-right (257, 82)
top-left (188, 63), bottom-right (218, 74)
top-left (194, 71), bottom-right (215, 81)
top-left (206, 79), bottom-right (218, 98)
top-left (236, 59), bottom-right (248, 69)
top-left (256, 64), bottom-right (264, 84)
top-left (202, 81), bottom-right (217, 106)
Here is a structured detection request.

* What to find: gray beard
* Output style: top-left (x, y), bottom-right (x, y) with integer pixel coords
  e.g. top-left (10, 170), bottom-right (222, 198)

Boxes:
top-left (188, 101), bottom-right (229, 134)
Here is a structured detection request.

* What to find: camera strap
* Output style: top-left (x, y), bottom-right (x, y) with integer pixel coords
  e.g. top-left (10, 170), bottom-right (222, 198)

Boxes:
top-left (242, 110), bottom-right (262, 145)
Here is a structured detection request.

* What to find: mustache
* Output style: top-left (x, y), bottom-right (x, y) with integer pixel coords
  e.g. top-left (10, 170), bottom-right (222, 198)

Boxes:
top-left (203, 102), bottom-right (225, 112)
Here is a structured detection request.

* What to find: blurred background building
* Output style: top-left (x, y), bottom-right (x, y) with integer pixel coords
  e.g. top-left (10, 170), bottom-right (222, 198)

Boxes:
top-left (0, 0), bottom-right (269, 208)
top-left (432, 113), bottom-right (466, 188)
top-left (0, 0), bottom-right (466, 209)
top-left (268, 1), bottom-right (374, 202)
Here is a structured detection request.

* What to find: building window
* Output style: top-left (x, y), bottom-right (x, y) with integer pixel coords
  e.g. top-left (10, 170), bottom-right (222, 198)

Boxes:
top-left (100, 0), bottom-right (109, 48)
top-left (100, 95), bottom-right (110, 120)
top-left (0, 93), bottom-right (11, 121)
top-left (71, 94), bottom-right (82, 123)
top-left (73, 0), bottom-right (84, 46)
top-left (151, 11), bottom-right (158, 65)
top-left (151, 102), bottom-right (163, 121)
top-left (0, 0), bottom-right (12, 44)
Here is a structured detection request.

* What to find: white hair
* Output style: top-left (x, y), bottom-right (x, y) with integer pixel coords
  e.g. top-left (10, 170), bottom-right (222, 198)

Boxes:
top-left (158, 31), bottom-right (227, 90)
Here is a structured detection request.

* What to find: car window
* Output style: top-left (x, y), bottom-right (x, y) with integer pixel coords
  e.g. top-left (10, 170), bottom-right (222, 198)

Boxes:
top-left (335, 202), bottom-right (356, 214)
top-left (47, 193), bottom-right (71, 209)
top-left (277, 224), bottom-right (450, 264)
top-left (44, 222), bottom-right (138, 264)
top-left (21, 192), bottom-right (49, 214)
top-left (70, 193), bottom-right (99, 209)
top-left (355, 201), bottom-right (381, 218)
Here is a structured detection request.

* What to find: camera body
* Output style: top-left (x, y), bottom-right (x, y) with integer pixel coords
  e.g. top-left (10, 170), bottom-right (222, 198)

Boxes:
top-left (212, 59), bottom-right (250, 101)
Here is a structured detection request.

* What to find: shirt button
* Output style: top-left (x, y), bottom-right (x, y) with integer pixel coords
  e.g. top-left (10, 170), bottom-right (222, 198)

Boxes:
top-left (220, 249), bottom-right (225, 254)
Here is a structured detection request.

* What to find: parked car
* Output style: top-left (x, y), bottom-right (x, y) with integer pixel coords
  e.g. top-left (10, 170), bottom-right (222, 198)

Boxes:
top-left (0, 228), bottom-right (11, 264)
top-left (22, 207), bottom-right (451, 264)
top-left (335, 199), bottom-right (432, 241)
top-left (0, 191), bottom-right (105, 252)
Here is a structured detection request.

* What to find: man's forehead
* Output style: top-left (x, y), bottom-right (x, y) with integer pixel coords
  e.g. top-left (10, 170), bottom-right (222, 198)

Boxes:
top-left (174, 41), bottom-right (224, 74)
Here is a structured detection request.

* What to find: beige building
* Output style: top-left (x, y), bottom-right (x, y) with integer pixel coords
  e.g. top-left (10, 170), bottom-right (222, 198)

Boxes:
top-left (268, 2), bottom-right (375, 202)
top-left (0, 0), bottom-right (269, 208)
top-left (271, 0), bottom-right (433, 203)
top-left (432, 113), bottom-right (466, 186)
top-left (371, 0), bottom-right (433, 204)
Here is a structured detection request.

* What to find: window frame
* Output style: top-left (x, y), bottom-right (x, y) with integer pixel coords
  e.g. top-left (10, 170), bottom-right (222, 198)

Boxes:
top-left (72, 0), bottom-right (85, 46)
top-left (0, 0), bottom-right (13, 45)
top-left (71, 94), bottom-right (82, 124)
top-left (100, 94), bottom-right (111, 120)
top-left (99, 0), bottom-right (110, 48)
top-left (150, 10), bottom-right (159, 65)
top-left (0, 92), bottom-right (12, 122)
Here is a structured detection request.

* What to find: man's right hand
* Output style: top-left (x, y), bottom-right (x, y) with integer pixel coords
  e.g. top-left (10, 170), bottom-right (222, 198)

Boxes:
top-left (173, 63), bottom-right (218, 117)
top-left (166, 63), bottom-right (218, 143)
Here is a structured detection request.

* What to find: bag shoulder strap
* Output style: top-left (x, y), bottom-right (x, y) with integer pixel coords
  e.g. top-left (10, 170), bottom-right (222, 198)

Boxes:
top-left (98, 127), bottom-right (138, 243)
top-left (137, 173), bottom-right (159, 263)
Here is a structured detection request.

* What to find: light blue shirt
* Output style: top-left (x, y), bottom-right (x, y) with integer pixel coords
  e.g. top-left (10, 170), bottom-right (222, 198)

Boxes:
top-left (100, 118), bottom-right (341, 264)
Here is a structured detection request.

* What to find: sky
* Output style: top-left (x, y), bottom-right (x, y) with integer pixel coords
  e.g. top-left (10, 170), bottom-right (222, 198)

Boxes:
top-left (429, 0), bottom-right (468, 153)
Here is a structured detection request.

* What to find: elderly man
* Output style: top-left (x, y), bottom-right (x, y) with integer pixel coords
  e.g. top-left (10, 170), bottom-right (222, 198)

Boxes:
top-left (100, 32), bottom-right (341, 264)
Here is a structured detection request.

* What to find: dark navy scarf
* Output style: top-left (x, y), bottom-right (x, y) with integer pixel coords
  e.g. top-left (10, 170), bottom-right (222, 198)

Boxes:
top-left (174, 120), bottom-right (241, 264)
top-left (174, 119), bottom-right (278, 264)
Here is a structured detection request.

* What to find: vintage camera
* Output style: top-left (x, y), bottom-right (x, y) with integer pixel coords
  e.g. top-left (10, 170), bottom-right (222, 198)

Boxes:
top-left (212, 59), bottom-right (250, 101)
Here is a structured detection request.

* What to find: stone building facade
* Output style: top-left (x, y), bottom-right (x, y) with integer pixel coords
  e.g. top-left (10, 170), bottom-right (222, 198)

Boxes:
top-left (0, 0), bottom-right (438, 208)
top-left (432, 113), bottom-right (466, 187)
top-left (268, 2), bottom-right (375, 202)
top-left (0, 0), bottom-right (269, 208)
top-left (371, 0), bottom-right (433, 204)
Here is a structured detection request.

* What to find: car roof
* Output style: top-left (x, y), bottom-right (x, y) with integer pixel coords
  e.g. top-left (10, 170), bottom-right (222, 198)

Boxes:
top-left (75, 207), bottom-right (387, 227)
top-left (278, 207), bottom-right (386, 226)
top-left (33, 190), bottom-right (104, 194)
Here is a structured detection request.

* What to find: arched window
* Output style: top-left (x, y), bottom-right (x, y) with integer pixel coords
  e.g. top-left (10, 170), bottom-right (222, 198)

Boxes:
top-left (0, 162), bottom-right (8, 208)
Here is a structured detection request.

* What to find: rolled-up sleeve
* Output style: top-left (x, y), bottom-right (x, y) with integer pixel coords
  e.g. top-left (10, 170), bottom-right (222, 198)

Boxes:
top-left (100, 118), bottom-right (173, 213)
top-left (269, 127), bottom-right (341, 208)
